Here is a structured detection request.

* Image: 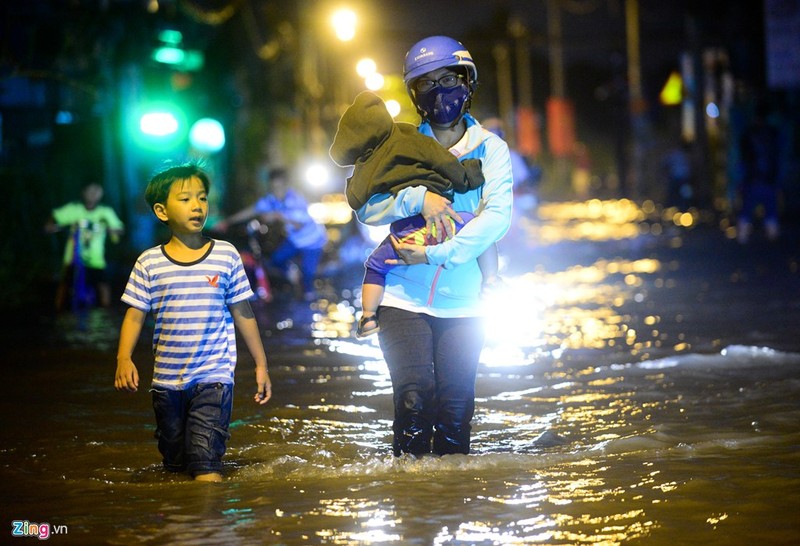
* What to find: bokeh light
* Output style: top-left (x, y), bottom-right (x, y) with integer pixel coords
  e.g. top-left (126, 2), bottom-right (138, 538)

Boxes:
top-left (331, 8), bottom-right (356, 42)
top-left (189, 117), bottom-right (225, 153)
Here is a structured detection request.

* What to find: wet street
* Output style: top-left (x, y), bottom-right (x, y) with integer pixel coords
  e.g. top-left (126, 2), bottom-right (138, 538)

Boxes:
top-left (2, 199), bottom-right (800, 545)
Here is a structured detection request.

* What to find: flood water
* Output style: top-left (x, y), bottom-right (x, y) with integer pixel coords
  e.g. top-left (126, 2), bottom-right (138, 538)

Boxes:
top-left (2, 200), bottom-right (799, 545)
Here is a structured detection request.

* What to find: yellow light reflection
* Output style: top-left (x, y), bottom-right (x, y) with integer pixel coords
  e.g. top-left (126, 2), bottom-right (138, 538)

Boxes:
top-left (310, 199), bottom-right (671, 372)
top-left (315, 498), bottom-right (401, 543)
top-left (306, 404), bottom-right (376, 414)
top-left (528, 199), bottom-right (685, 245)
top-left (479, 252), bottom-right (664, 365)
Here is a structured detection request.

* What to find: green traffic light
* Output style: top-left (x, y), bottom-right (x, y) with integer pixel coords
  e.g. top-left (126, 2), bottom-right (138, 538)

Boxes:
top-left (153, 46), bottom-right (185, 66)
top-left (189, 118), bottom-right (225, 153)
top-left (152, 46), bottom-right (204, 71)
top-left (140, 111), bottom-right (179, 137)
top-left (158, 29), bottom-right (183, 45)
top-left (131, 101), bottom-right (187, 151)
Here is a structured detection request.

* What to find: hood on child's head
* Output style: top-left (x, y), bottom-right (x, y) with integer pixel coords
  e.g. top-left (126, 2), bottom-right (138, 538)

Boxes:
top-left (329, 91), bottom-right (398, 166)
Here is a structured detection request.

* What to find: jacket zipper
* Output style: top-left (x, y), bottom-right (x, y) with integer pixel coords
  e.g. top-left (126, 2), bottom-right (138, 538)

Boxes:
top-left (427, 265), bottom-right (443, 306)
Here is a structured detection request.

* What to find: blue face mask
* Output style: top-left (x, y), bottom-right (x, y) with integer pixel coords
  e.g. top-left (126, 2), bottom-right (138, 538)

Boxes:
top-left (416, 83), bottom-right (470, 126)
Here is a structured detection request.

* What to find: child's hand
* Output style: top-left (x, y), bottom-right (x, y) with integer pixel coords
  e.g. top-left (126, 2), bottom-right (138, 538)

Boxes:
top-left (114, 358), bottom-right (139, 392)
top-left (422, 192), bottom-right (463, 241)
top-left (386, 235), bottom-right (428, 265)
top-left (254, 368), bottom-right (272, 405)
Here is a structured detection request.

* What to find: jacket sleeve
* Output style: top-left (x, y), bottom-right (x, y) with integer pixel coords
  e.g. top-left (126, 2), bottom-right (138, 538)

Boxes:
top-left (355, 185), bottom-right (428, 226)
top-left (425, 136), bottom-right (514, 269)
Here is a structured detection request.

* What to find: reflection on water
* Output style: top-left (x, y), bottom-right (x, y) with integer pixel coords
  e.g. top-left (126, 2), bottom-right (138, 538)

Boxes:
top-left (3, 200), bottom-right (799, 544)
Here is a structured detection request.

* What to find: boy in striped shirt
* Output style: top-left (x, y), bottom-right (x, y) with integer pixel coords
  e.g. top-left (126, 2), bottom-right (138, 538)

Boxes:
top-left (114, 163), bottom-right (271, 482)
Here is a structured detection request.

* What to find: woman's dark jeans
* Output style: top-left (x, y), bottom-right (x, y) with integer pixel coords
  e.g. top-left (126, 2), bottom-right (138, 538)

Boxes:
top-left (376, 306), bottom-right (485, 456)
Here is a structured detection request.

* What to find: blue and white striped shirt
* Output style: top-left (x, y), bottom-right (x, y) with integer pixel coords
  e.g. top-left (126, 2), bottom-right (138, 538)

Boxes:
top-left (121, 239), bottom-right (254, 390)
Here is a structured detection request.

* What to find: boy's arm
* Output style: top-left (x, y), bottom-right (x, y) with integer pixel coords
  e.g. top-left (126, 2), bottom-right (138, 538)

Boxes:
top-left (44, 215), bottom-right (59, 234)
top-left (115, 306), bottom-right (146, 392)
top-left (215, 204), bottom-right (259, 232)
top-left (229, 300), bottom-right (272, 405)
top-left (105, 209), bottom-right (125, 242)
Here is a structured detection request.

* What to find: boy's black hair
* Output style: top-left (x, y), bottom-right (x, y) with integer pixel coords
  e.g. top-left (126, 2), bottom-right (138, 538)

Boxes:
top-left (81, 179), bottom-right (103, 190)
top-left (145, 163), bottom-right (211, 211)
top-left (268, 166), bottom-right (288, 180)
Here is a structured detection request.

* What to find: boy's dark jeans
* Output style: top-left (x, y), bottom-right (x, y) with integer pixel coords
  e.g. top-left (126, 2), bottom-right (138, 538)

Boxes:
top-left (376, 306), bottom-right (484, 457)
top-left (151, 382), bottom-right (233, 476)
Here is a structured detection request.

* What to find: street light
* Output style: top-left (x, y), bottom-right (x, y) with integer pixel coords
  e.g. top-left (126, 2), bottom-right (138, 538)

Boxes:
top-left (385, 99), bottom-right (401, 118)
top-left (356, 58), bottom-right (376, 78)
top-left (364, 72), bottom-right (384, 91)
top-left (331, 8), bottom-right (356, 42)
top-left (355, 57), bottom-right (384, 90)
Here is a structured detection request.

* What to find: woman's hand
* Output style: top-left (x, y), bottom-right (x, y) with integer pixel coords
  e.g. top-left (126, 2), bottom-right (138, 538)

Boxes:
top-left (386, 235), bottom-right (428, 265)
top-left (422, 192), bottom-right (463, 242)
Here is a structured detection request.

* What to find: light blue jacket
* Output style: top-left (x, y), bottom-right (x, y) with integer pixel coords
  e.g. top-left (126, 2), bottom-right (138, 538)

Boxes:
top-left (356, 114), bottom-right (513, 317)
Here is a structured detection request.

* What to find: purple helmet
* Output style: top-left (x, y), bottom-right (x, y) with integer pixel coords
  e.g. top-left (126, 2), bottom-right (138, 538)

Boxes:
top-left (403, 36), bottom-right (478, 92)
